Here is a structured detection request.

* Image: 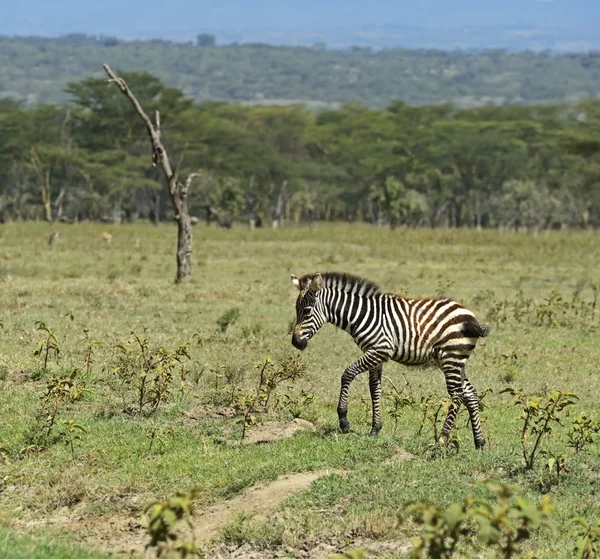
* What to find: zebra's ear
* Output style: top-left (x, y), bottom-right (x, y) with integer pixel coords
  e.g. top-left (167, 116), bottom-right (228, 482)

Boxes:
top-left (309, 273), bottom-right (323, 293)
top-left (291, 274), bottom-right (302, 290)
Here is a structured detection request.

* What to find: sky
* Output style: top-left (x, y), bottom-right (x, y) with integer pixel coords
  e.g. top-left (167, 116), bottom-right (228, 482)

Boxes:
top-left (2, 0), bottom-right (599, 40)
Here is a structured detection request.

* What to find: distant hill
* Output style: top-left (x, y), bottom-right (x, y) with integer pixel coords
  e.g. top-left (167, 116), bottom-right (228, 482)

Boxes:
top-left (212, 25), bottom-right (600, 52)
top-left (1, 35), bottom-right (599, 108)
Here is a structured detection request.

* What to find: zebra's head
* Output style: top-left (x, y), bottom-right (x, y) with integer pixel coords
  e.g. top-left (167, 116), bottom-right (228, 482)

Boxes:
top-left (290, 273), bottom-right (326, 351)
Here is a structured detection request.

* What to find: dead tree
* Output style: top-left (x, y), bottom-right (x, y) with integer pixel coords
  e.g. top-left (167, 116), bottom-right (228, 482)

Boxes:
top-left (103, 64), bottom-right (196, 282)
top-left (272, 180), bottom-right (288, 229)
top-left (245, 175), bottom-right (259, 229)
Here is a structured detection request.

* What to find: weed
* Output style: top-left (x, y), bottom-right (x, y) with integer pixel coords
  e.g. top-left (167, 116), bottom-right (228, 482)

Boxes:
top-left (568, 414), bottom-right (600, 453)
top-left (62, 418), bottom-right (87, 461)
top-left (22, 369), bottom-right (90, 453)
top-left (384, 375), bottom-right (415, 435)
top-left (404, 482), bottom-right (554, 559)
top-left (570, 518), bottom-right (600, 559)
top-left (82, 328), bottom-right (100, 376)
top-left (33, 321), bottom-right (60, 373)
top-left (216, 308), bottom-right (240, 334)
top-left (501, 387), bottom-right (579, 470)
top-left (145, 426), bottom-right (181, 454)
top-left (144, 489), bottom-right (203, 558)
top-left (111, 331), bottom-right (190, 415)
top-left (241, 322), bottom-right (263, 340)
top-left (280, 389), bottom-right (316, 419)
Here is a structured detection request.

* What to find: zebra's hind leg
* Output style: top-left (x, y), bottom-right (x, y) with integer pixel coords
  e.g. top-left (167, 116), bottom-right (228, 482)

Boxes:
top-left (368, 364), bottom-right (383, 436)
top-left (440, 363), bottom-right (485, 450)
top-left (439, 366), bottom-right (464, 446)
top-left (463, 377), bottom-right (485, 449)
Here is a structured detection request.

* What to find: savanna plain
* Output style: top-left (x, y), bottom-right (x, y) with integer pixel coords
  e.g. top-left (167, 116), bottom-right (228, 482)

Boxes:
top-left (0, 222), bottom-right (598, 558)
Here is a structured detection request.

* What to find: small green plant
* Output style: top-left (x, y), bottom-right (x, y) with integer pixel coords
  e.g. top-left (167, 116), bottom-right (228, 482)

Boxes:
top-left (280, 388), bottom-right (316, 419)
top-left (406, 499), bottom-right (472, 558)
top-left (536, 289), bottom-right (568, 327)
top-left (568, 413), bottom-right (600, 453)
top-left (22, 369), bottom-right (90, 453)
top-left (540, 449), bottom-right (568, 485)
top-left (33, 321), bottom-right (60, 373)
top-left (41, 369), bottom-right (89, 443)
top-left (501, 387), bottom-right (579, 470)
top-left (435, 279), bottom-right (455, 297)
top-left (404, 482), bottom-right (554, 559)
top-left (82, 328), bottom-right (100, 376)
top-left (213, 363), bottom-right (246, 406)
top-left (144, 489), bottom-right (203, 558)
top-left (470, 483), bottom-right (554, 558)
top-left (570, 518), bottom-right (600, 559)
top-left (240, 322), bottom-right (263, 339)
top-left (232, 355), bottom-right (307, 440)
top-left (255, 354), bottom-right (306, 411)
top-left (62, 418), bottom-right (87, 460)
top-left (216, 308), bottom-right (240, 334)
top-left (233, 390), bottom-right (259, 440)
top-left (112, 331), bottom-right (190, 415)
top-left (145, 426), bottom-right (181, 454)
top-left (385, 376), bottom-right (415, 435)
top-left (499, 351), bottom-right (519, 385)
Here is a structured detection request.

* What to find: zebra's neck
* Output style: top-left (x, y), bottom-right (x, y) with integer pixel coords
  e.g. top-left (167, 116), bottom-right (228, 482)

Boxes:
top-left (322, 288), bottom-right (385, 334)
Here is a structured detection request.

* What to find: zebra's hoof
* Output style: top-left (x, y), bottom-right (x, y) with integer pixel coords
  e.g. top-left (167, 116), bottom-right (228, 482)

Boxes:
top-left (475, 442), bottom-right (486, 451)
top-left (339, 420), bottom-right (351, 434)
top-left (368, 427), bottom-right (381, 437)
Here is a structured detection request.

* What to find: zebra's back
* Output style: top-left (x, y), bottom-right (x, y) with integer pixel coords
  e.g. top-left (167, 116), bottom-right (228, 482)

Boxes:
top-left (382, 295), bottom-right (488, 365)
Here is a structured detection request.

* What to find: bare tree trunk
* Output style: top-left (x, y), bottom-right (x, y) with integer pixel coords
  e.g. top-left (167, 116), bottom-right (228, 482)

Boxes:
top-left (153, 191), bottom-right (160, 226)
top-left (104, 64), bottom-right (197, 282)
top-left (272, 180), bottom-right (287, 229)
top-left (29, 145), bottom-right (52, 221)
top-left (246, 175), bottom-right (258, 230)
top-left (54, 188), bottom-right (66, 221)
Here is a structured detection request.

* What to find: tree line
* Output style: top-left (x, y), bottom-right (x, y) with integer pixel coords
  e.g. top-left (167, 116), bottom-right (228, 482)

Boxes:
top-left (1, 35), bottom-right (600, 108)
top-left (0, 71), bottom-right (599, 230)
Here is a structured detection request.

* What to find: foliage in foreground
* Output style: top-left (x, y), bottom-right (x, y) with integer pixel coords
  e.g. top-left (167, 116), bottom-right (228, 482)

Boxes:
top-left (405, 483), bottom-right (554, 559)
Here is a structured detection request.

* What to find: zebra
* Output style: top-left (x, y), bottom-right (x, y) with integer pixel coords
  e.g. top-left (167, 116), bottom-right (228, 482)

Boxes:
top-left (290, 271), bottom-right (489, 449)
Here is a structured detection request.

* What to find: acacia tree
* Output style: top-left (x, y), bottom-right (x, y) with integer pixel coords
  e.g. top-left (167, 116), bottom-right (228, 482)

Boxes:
top-left (103, 64), bottom-right (195, 282)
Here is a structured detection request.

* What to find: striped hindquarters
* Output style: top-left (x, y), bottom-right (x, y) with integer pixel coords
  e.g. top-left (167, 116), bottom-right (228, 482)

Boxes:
top-left (390, 297), bottom-right (488, 364)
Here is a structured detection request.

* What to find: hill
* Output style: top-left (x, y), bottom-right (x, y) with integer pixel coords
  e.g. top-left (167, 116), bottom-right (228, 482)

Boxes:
top-left (1, 35), bottom-right (600, 108)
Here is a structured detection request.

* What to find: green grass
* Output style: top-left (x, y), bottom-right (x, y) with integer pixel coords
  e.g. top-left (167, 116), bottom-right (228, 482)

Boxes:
top-left (0, 527), bottom-right (111, 559)
top-left (0, 221), bottom-right (599, 558)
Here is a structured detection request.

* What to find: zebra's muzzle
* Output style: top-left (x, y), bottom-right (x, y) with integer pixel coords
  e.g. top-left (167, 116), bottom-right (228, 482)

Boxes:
top-left (291, 334), bottom-right (308, 351)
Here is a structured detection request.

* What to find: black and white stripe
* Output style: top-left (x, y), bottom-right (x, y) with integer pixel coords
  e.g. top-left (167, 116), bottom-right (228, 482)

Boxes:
top-left (291, 271), bottom-right (489, 449)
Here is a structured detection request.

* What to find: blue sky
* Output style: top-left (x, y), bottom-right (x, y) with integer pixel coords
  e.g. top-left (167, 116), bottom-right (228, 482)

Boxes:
top-left (2, 0), bottom-right (599, 38)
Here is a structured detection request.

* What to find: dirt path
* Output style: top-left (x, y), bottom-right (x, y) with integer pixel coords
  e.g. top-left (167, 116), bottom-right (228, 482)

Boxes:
top-left (194, 468), bottom-right (344, 541)
top-left (15, 429), bottom-right (413, 557)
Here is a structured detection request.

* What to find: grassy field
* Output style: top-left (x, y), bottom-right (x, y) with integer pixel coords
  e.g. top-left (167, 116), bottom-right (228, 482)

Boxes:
top-left (0, 221), bottom-right (598, 558)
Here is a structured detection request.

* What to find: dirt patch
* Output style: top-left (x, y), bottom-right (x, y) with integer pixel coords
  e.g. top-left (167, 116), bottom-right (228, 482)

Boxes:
top-left (15, 468), bottom-right (342, 556)
top-left (242, 418), bottom-right (316, 445)
top-left (195, 469), bottom-right (342, 541)
top-left (383, 447), bottom-right (415, 465)
top-left (15, 443), bottom-right (412, 557)
top-left (209, 538), bottom-right (411, 558)
top-left (185, 404), bottom-right (236, 420)
top-left (16, 507), bottom-right (148, 556)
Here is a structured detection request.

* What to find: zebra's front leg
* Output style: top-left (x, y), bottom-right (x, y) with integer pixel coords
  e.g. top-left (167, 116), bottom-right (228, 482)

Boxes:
top-left (337, 350), bottom-right (384, 434)
top-left (368, 364), bottom-right (383, 436)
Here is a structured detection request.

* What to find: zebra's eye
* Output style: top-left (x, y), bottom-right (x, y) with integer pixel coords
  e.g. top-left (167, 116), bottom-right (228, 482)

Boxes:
top-left (304, 306), bottom-right (313, 315)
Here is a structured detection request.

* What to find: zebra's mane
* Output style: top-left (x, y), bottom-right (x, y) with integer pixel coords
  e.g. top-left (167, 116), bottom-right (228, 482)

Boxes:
top-left (320, 272), bottom-right (381, 297)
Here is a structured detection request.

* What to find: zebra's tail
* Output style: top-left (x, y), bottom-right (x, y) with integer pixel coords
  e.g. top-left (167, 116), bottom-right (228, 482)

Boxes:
top-left (463, 316), bottom-right (490, 338)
